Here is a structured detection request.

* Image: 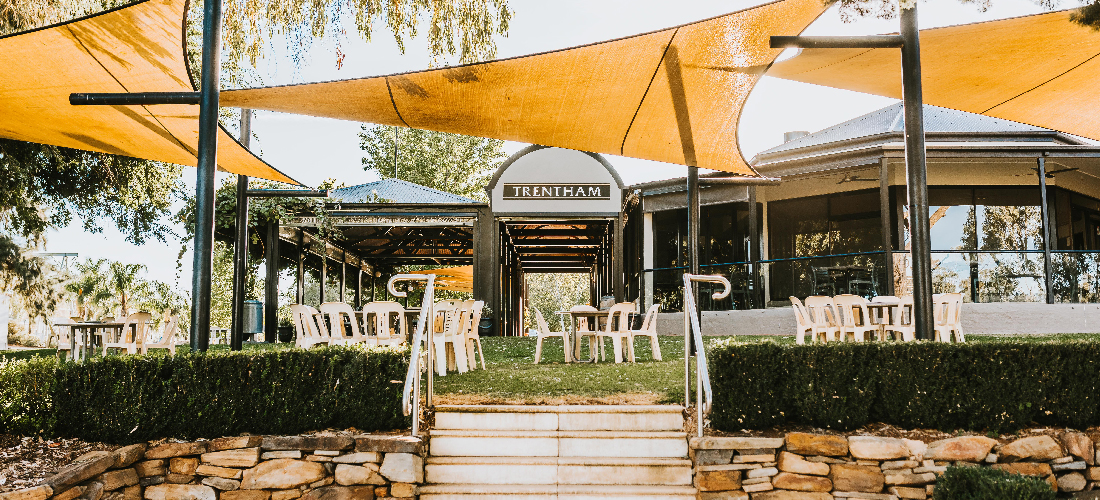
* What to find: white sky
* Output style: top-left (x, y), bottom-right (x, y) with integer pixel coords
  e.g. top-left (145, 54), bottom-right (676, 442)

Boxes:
top-left (44, 0), bottom-right (1057, 288)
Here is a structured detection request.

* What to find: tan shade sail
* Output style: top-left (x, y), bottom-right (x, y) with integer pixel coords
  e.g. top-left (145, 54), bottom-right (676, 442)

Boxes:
top-left (767, 9), bottom-right (1100, 141)
top-left (0, 0), bottom-right (298, 184)
top-left (409, 265), bottom-right (473, 293)
top-left (221, 0), bottom-right (828, 175)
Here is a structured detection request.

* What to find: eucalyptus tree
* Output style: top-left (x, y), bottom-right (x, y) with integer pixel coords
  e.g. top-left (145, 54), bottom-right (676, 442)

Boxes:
top-left (359, 126), bottom-right (506, 201)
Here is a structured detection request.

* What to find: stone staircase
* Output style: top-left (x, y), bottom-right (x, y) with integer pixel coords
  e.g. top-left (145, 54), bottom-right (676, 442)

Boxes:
top-left (420, 405), bottom-right (695, 499)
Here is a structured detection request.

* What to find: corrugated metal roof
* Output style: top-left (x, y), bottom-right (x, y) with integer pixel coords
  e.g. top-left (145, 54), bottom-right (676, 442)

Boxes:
top-left (331, 178), bottom-right (480, 204)
top-left (757, 103), bottom-right (1049, 156)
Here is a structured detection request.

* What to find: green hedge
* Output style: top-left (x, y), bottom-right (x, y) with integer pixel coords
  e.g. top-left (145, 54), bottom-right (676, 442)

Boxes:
top-left (2, 346), bottom-right (409, 443)
top-left (0, 356), bottom-right (58, 435)
top-left (932, 466), bottom-right (1055, 500)
top-left (709, 341), bottom-right (1100, 433)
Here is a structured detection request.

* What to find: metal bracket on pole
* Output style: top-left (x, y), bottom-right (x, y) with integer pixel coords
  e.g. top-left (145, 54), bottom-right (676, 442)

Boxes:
top-left (769, 35), bottom-right (903, 49)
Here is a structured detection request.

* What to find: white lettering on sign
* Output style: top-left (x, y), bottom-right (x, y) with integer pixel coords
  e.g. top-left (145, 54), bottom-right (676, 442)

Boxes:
top-left (502, 183), bottom-right (611, 200)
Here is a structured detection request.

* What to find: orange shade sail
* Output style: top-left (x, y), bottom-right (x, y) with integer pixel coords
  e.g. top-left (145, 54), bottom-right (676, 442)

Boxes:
top-left (0, 0), bottom-right (298, 184)
top-left (221, 0), bottom-right (828, 175)
top-left (767, 9), bottom-right (1100, 142)
top-left (409, 265), bottom-right (474, 293)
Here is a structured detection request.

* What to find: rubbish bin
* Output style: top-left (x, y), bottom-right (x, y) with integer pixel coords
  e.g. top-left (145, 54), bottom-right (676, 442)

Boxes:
top-left (243, 300), bottom-right (263, 338)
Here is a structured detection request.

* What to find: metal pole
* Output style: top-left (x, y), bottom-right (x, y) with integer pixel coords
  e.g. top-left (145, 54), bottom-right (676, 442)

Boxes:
top-left (230, 173), bottom-right (248, 351)
top-left (880, 158), bottom-right (895, 296)
top-left (189, 0), bottom-right (223, 352)
top-left (296, 233), bottom-right (304, 304)
top-left (900, 5), bottom-right (933, 340)
top-left (265, 221), bottom-right (280, 343)
top-left (356, 268), bottom-right (363, 308)
top-left (748, 186), bottom-right (760, 308)
top-left (687, 167), bottom-right (700, 352)
top-left (229, 110), bottom-right (251, 351)
top-left (319, 245), bottom-right (327, 304)
top-left (1038, 156), bottom-right (1055, 304)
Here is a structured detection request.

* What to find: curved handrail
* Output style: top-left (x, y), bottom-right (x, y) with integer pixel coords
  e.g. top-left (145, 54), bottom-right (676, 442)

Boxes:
top-left (682, 273), bottom-right (731, 437)
top-left (388, 273), bottom-right (436, 436)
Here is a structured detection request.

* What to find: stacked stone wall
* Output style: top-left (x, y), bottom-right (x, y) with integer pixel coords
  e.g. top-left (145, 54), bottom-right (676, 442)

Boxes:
top-left (692, 431), bottom-right (1100, 499)
top-left (0, 434), bottom-right (424, 500)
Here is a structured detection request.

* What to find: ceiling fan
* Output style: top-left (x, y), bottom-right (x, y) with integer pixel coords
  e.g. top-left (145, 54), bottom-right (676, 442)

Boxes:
top-left (837, 174), bottom-right (879, 185)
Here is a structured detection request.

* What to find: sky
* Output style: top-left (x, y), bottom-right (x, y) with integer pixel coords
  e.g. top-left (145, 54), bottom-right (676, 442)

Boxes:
top-left (44, 0), bottom-right (1059, 289)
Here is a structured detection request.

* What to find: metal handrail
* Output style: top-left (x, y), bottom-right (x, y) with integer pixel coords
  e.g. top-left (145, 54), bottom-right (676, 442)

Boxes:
top-left (388, 274), bottom-right (436, 436)
top-left (683, 273), bottom-right (731, 437)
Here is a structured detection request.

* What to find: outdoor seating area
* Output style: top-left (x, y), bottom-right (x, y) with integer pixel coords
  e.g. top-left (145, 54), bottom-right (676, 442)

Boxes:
top-left (532, 302), bottom-right (662, 364)
top-left (790, 293), bottom-right (965, 344)
top-left (290, 299), bottom-right (487, 376)
top-left (50, 311), bottom-right (184, 360)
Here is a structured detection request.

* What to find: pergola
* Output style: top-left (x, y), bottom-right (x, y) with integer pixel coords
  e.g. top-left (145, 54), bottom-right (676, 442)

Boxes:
top-left (3, 0), bottom-right (1096, 346)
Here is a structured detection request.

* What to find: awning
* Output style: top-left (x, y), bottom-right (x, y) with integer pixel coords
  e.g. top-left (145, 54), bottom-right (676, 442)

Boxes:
top-left (221, 0), bottom-right (828, 175)
top-left (409, 265), bottom-right (473, 293)
top-left (767, 9), bottom-right (1100, 142)
top-left (0, 0), bottom-right (298, 184)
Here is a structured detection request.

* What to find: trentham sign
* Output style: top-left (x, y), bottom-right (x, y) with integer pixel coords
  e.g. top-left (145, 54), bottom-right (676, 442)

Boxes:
top-left (489, 147), bottom-right (623, 214)
top-left (503, 183), bottom-right (612, 200)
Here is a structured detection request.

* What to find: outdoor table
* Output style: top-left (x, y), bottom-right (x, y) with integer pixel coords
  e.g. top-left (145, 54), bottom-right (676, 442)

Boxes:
top-left (53, 321), bottom-right (125, 360)
top-left (864, 302), bottom-right (909, 340)
top-left (556, 310), bottom-right (615, 363)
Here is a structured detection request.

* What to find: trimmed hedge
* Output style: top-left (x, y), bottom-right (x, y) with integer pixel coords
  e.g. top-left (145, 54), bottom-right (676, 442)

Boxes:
top-left (932, 466), bottom-right (1055, 500)
top-left (2, 346), bottom-right (409, 443)
top-left (0, 356), bottom-right (58, 435)
top-left (709, 341), bottom-right (1100, 433)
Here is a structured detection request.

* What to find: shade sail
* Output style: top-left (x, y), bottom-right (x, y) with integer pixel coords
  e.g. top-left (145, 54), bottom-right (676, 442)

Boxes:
top-left (221, 0), bottom-right (828, 175)
top-left (409, 265), bottom-right (473, 293)
top-left (0, 0), bottom-right (298, 184)
top-left (767, 9), bottom-right (1100, 141)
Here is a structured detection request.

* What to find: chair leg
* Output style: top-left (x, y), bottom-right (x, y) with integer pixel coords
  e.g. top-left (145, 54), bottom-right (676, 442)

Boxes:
top-left (612, 336), bottom-right (623, 363)
top-left (626, 335), bottom-right (635, 362)
top-left (476, 337), bottom-right (486, 369)
top-left (534, 335), bottom-right (544, 364)
top-left (435, 337), bottom-right (448, 375)
top-left (465, 339), bottom-right (477, 370)
top-left (452, 338), bottom-right (469, 374)
top-left (650, 335), bottom-right (662, 361)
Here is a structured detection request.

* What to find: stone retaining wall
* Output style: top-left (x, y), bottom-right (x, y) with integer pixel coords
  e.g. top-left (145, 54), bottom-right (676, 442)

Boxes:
top-left (0, 434), bottom-right (424, 500)
top-left (692, 431), bottom-right (1100, 499)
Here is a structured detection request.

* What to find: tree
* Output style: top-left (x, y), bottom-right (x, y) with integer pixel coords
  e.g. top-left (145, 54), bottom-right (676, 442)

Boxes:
top-left (524, 273), bottom-right (589, 332)
top-left (360, 126), bottom-right (505, 201)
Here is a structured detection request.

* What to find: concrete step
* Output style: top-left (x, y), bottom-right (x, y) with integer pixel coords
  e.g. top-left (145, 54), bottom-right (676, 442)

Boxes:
top-left (428, 430), bottom-right (689, 458)
top-left (425, 457), bottom-right (692, 486)
top-left (419, 484), bottom-right (697, 499)
top-left (433, 405), bottom-right (685, 432)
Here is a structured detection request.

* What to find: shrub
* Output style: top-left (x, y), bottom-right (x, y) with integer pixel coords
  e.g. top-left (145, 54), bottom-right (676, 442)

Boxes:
top-left (51, 345), bottom-right (410, 443)
top-left (0, 346), bottom-right (408, 443)
top-left (933, 466), bottom-right (1055, 500)
top-left (0, 356), bottom-right (59, 435)
top-left (708, 341), bottom-right (1100, 433)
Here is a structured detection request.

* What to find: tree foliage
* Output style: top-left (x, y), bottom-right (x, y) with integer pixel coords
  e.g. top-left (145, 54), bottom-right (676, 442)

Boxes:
top-left (524, 273), bottom-right (589, 332)
top-left (360, 126), bottom-right (505, 201)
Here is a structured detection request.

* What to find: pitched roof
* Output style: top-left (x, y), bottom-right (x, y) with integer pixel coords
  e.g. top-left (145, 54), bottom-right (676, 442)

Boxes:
top-left (331, 178), bottom-right (480, 204)
top-left (757, 103), bottom-right (1050, 157)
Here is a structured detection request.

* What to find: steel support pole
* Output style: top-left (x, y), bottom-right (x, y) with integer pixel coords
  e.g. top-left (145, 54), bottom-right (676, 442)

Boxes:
top-left (879, 158), bottom-right (895, 296)
top-left (229, 110), bottom-right (251, 351)
top-left (748, 186), bottom-right (761, 308)
top-left (296, 233), bottom-right (304, 304)
top-left (264, 221), bottom-right (279, 343)
top-left (687, 166), bottom-right (700, 353)
top-left (356, 268), bottom-right (363, 308)
top-left (900, 5), bottom-right (933, 340)
top-left (189, 0), bottom-right (223, 352)
top-left (1038, 156), bottom-right (1055, 304)
top-left (229, 172), bottom-right (248, 351)
top-left (319, 246), bottom-right (327, 304)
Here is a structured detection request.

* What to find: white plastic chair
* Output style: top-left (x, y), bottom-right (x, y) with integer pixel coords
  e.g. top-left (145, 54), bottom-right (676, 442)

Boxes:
top-left (532, 307), bottom-right (570, 364)
top-left (319, 302), bottom-right (364, 345)
top-left (803, 296), bottom-right (839, 342)
top-left (570, 305), bottom-right (599, 361)
top-left (790, 297), bottom-right (819, 345)
top-left (463, 300), bottom-right (487, 370)
top-left (629, 303), bottom-right (662, 361)
top-left (884, 296), bottom-right (915, 342)
top-left (361, 301), bottom-right (406, 346)
top-left (833, 294), bottom-right (876, 342)
top-left (290, 304), bottom-right (330, 349)
top-left (596, 302), bottom-right (635, 363)
top-left (934, 292), bottom-right (965, 342)
top-left (102, 312), bottom-right (152, 355)
top-left (141, 312), bottom-right (179, 355)
top-left (433, 301), bottom-right (470, 376)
